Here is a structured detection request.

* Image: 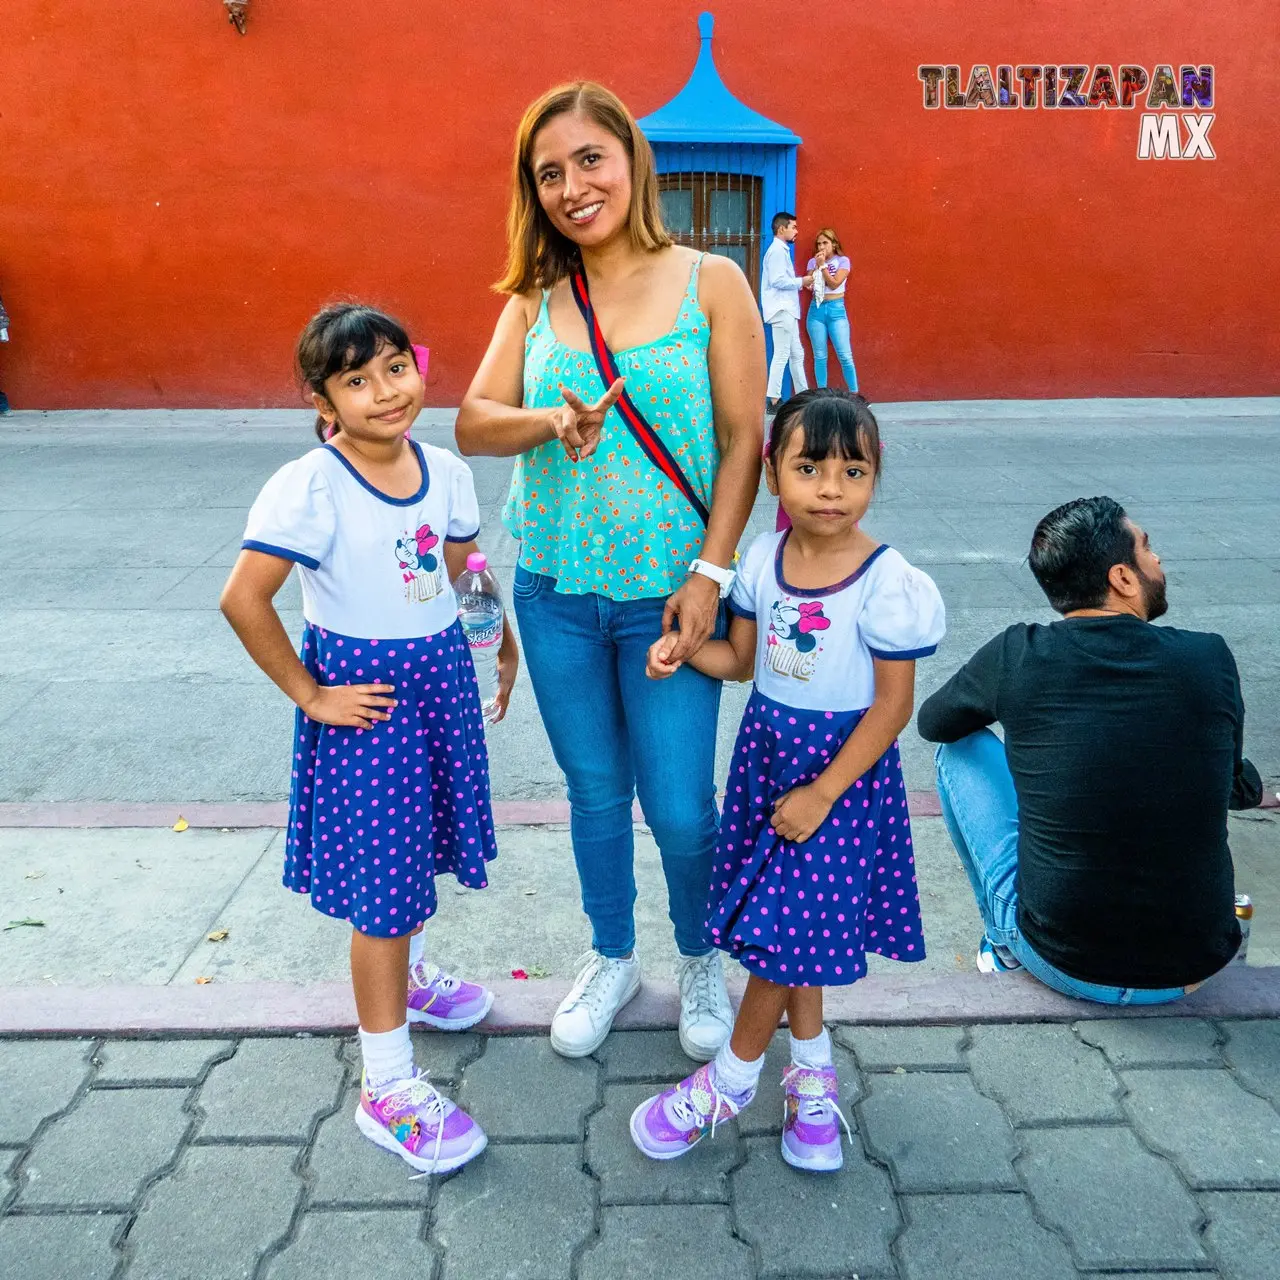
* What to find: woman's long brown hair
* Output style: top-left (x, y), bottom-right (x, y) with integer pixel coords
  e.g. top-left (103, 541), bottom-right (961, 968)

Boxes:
top-left (495, 81), bottom-right (671, 295)
top-left (814, 227), bottom-right (843, 255)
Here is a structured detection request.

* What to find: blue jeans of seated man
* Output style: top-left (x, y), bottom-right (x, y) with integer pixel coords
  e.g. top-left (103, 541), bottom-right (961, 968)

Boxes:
top-left (933, 728), bottom-right (1187, 1006)
top-left (805, 298), bottom-right (858, 391)
top-left (512, 567), bottom-right (724, 959)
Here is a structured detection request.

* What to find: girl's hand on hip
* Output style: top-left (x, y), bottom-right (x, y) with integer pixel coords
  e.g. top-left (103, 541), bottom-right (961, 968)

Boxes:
top-left (300, 683), bottom-right (397, 730)
top-left (661, 573), bottom-right (719, 663)
top-left (550, 378), bottom-right (625, 462)
top-left (771, 784), bottom-right (835, 845)
top-left (645, 634), bottom-right (683, 680)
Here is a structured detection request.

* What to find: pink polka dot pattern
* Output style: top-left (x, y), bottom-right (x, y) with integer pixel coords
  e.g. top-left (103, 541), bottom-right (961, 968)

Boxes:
top-left (283, 619), bottom-right (497, 937)
top-left (708, 690), bottom-right (925, 987)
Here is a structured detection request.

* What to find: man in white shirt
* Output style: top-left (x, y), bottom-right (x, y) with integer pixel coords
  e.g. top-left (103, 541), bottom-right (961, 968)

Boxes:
top-left (760, 213), bottom-right (812, 413)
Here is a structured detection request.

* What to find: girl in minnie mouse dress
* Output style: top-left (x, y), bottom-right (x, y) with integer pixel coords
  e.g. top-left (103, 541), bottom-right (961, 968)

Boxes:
top-left (633, 389), bottom-right (944, 1174)
top-left (222, 304), bottom-right (518, 1178)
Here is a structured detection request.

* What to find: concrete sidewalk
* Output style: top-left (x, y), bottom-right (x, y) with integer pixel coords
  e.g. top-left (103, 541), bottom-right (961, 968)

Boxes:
top-left (3, 1020), bottom-right (1280, 1279)
top-left (2, 813), bottom-right (1277, 1006)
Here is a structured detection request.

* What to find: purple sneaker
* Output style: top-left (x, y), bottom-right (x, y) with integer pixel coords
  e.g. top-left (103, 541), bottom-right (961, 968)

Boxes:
top-left (629, 1063), bottom-right (753, 1160)
top-left (356, 1070), bottom-right (487, 1175)
top-left (407, 960), bottom-right (494, 1030)
top-left (781, 1064), bottom-right (853, 1172)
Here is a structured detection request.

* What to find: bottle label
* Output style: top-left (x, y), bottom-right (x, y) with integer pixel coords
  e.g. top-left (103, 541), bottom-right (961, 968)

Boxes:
top-left (465, 619), bottom-right (502, 649)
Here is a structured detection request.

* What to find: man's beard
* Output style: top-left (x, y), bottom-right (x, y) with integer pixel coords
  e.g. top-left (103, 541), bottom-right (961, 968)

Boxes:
top-left (1140, 568), bottom-right (1168, 621)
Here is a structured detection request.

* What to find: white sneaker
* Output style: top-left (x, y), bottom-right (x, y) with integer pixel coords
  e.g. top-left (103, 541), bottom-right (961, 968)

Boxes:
top-left (550, 951), bottom-right (641, 1058)
top-left (676, 952), bottom-right (733, 1062)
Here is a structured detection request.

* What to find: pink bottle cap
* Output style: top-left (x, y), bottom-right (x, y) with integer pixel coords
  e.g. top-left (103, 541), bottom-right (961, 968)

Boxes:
top-left (466, 552), bottom-right (488, 573)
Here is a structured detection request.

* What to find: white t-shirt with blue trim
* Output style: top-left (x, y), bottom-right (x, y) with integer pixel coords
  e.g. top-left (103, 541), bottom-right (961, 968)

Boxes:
top-left (242, 441), bottom-right (480, 641)
top-left (729, 531), bottom-right (945, 712)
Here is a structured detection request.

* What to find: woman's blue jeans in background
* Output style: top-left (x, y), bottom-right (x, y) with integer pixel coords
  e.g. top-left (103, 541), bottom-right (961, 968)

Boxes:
top-left (806, 298), bottom-right (858, 391)
top-left (512, 567), bottom-right (723, 959)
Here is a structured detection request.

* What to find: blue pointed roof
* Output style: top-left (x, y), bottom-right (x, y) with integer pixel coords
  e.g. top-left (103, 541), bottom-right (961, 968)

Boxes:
top-left (638, 13), bottom-right (801, 146)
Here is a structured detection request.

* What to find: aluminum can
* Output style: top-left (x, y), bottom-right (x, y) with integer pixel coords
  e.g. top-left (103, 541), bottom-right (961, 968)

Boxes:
top-left (1233, 894), bottom-right (1253, 964)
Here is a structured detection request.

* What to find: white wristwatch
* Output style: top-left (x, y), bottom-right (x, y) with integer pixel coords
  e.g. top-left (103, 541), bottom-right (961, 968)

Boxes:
top-left (688, 558), bottom-right (736, 599)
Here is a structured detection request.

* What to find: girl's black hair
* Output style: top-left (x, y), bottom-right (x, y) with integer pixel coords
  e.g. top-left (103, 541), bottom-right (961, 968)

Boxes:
top-left (768, 388), bottom-right (882, 479)
top-left (296, 303), bottom-right (416, 442)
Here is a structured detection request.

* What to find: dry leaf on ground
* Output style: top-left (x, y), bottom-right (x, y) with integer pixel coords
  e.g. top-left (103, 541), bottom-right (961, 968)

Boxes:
top-left (195, 976), bottom-right (214, 985)
top-left (206, 929), bottom-right (230, 942)
top-left (172, 816), bottom-right (189, 832)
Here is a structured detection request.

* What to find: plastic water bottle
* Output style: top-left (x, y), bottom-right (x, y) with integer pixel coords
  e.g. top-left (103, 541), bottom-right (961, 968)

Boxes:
top-left (453, 552), bottom-right (503, 724)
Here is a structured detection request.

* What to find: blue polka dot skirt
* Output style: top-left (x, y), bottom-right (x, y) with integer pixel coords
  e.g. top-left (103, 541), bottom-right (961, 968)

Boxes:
top-left (709, 689), bottom-right (925, 986)
top-left (284, 620), bottom-right (497, 936)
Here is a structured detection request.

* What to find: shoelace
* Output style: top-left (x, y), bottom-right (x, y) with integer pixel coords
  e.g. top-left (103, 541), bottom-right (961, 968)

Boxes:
top-left (565, 952), bottom-right (628, 1018)
top-left (409, 957), bottom-right (460, 993)
top-left (780, 1066), bottom-right (854, 1144)
top-left (372, 1070), bottom-right (451, 1178)
top-left (669, 1079), bottom-right (743, 1142)
top-left (678, 957), bottom-right (729, 1025)
top-left (413, 961), bottom-right (460, 993)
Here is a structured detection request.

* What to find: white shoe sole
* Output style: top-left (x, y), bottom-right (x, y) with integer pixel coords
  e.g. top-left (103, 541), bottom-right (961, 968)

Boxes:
top-left (355, 1102), bottom-right (487, 1174)
top-left (549, 967), bottom-right (641, 1058)
top-left (406, 987), bottom-right (495, 1031)
top-left (629, 1097), bottom-right (701, 1160)
top-left (781, 1138), bottom-right (843, 1173)
top-left (679, 1020), bottom-right (731, 1063)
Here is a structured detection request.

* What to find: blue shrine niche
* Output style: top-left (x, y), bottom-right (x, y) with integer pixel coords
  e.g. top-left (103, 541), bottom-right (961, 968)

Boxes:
top-left (639, 12), bottom-right (801, 308)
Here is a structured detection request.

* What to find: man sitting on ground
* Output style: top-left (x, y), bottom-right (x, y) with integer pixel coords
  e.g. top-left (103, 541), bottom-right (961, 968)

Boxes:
top-left (918, 496), bottom-right (1263, 1005)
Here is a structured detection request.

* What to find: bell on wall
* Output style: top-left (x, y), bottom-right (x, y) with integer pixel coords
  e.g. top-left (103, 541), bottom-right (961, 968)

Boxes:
top-left (224, 0), bottom-right (249, 34)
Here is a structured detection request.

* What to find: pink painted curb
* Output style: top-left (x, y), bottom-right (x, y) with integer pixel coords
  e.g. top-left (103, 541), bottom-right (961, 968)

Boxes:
top-left (2, 967), bottom-right (1275, 1037)
top-left (0, 793), bottom-right (945, 828)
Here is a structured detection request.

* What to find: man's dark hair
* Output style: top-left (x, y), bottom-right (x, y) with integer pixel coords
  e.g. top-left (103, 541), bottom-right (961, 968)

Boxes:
top-left (771, 211), bottom-right (796, 235)
top-left (1028, 496), bottom-right (1138, 614)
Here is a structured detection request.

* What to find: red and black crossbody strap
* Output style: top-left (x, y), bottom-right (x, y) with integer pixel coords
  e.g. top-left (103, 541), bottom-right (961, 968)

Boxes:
top-left (570, 269), bottom-right (710, 526)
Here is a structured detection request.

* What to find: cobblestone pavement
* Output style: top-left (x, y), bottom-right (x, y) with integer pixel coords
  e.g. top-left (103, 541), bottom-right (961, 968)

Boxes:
top-left (3, 1020), bottom-right (1279, 1279)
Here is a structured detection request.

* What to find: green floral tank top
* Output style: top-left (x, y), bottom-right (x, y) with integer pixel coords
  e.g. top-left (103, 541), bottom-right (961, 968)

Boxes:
top-left (503, 254), bottom-right (717, 601)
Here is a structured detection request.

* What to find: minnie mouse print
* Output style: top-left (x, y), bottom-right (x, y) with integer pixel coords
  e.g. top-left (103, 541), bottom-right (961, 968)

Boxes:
top-left (396, 523), bottom-right (443, 604)
top-left (765, 598), bottom-right (831, 681)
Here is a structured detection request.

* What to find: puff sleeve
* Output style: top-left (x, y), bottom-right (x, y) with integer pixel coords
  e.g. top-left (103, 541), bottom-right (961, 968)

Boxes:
top-left (242, 458), bottom-right (336, 570)
top-left (445, 455), bottom-right (481, 543)
top-left (728, 532), bottom-right (773, 620)
top-left (859, 551), bottom-right (946, 660)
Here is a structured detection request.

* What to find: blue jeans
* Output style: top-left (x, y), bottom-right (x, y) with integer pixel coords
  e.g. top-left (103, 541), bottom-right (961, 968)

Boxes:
top-left (805, 298), bottom-right (858, 391)
top-left (934, 729), bottom-right (1188, 1006)
top-left (513, 568), bottom-right (723, 958)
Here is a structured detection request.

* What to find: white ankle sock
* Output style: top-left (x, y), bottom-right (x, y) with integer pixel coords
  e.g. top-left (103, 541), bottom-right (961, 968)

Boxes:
top-left (360, 1022), bottom-right (413, 1089)
top-left (408, 931), bottom-right (426, 969)
top-left (790, 1027), bottom-right (833, 1068)
top-left (713, 1042), bottom-right (764, 1098)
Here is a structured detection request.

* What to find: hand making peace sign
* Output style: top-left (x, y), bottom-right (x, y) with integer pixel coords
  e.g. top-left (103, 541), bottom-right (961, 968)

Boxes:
top-left (549, 377), bottom-right (626, 462)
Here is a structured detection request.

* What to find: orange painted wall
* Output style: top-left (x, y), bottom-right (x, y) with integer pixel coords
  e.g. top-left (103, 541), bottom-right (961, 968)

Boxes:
top-left (1, 0), bottom-right (1276, 408)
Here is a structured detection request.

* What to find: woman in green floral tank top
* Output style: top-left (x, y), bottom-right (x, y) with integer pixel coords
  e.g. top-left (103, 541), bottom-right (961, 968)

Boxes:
top-left (457, 81), bottom-right (765, 1063)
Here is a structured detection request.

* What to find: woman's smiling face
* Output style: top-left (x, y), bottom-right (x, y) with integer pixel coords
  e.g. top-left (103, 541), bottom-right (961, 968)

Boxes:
top-left (529, 110), bottom-right (633, 249)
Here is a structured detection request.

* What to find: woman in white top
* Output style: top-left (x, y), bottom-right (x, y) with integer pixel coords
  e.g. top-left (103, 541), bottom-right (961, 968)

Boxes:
top-left (804, 228), bottom-right (859, 392)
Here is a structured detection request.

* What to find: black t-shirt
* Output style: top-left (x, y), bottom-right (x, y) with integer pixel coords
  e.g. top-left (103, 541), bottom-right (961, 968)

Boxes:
top-left (918, 616), bottom-right (1261, 988)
